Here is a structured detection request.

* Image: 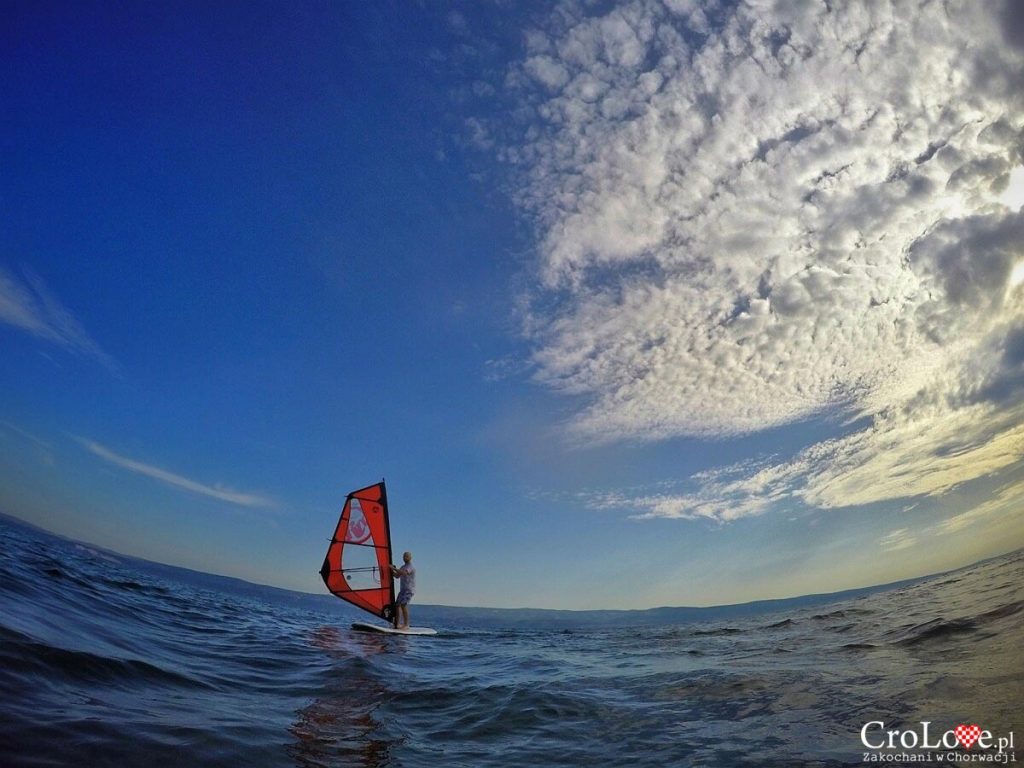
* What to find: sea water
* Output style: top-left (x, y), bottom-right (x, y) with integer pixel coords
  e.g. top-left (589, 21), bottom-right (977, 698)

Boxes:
top-left (1, 517), bottom-right (1021, 767)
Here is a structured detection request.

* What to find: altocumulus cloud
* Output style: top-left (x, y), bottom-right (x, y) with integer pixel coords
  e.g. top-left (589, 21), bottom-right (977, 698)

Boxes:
top-left (490, 0), bottom-right (1024, 519)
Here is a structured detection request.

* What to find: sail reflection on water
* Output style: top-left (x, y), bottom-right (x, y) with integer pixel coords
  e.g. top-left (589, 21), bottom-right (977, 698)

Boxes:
top-left (289, 627), bottom-right (396, 768)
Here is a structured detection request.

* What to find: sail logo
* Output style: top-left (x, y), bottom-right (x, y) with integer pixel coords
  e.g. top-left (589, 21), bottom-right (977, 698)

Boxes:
top-left (861, 721), bottom-right (1016, 763)
top-left (345, 503), bottom-right (373, 545)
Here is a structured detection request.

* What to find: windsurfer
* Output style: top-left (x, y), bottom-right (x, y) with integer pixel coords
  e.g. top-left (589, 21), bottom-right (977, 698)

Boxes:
top-left (389, 552), bottom-right (415, 629)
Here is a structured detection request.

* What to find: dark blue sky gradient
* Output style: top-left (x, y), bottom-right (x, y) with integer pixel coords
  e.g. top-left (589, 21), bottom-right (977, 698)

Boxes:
top-left (3, 1), bottom-right (1020, 608)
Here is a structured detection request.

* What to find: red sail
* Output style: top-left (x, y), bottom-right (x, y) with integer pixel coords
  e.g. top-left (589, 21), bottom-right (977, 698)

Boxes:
top-left (319, 481), bottom-right (395, 621)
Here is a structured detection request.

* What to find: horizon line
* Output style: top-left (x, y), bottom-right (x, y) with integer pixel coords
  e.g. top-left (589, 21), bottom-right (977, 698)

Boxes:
top-left (2, 509), bottom-right (1017, 614)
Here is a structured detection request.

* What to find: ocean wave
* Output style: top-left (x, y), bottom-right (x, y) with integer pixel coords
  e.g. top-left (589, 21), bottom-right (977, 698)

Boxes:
top-left (2, 518), bottom-right (1021, 768)
top-left (691, 626), bottom-right (742, 636)
top-left (0, 625), bottom-right (212, 690)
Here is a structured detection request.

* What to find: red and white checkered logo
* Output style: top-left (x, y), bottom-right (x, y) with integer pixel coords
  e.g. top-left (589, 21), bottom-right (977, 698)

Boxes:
top-left (954, 724), bottom-right (982, 750)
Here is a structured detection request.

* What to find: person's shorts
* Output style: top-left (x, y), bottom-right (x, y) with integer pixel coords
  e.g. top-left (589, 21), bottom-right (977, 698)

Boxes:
top-left (396, 588), bottom-right (414, 606)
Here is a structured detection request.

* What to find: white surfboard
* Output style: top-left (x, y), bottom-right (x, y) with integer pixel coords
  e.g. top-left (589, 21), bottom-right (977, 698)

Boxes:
top-left (352, 621), bottom-right (438, 636)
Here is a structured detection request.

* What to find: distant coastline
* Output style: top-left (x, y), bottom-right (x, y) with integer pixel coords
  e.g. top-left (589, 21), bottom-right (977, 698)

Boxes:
top-left (2, 510), bottom-right (1017, 629)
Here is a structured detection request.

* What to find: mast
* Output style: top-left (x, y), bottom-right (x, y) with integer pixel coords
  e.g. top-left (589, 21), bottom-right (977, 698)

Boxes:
top-left (381, 478), bottom-right (396, 622)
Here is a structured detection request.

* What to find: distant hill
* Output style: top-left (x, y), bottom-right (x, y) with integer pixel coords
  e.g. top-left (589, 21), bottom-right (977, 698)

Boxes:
top-left (408, 578), bottom-right (930, 629)
top-left (0, 510), bottom-right (943, 629)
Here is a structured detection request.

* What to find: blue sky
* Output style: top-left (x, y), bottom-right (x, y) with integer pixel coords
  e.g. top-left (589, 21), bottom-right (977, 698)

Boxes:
top-left (3, 0), bottom-right (1024, 610)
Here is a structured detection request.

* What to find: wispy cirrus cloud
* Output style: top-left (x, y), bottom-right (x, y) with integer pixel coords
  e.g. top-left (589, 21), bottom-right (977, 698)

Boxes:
top-left (77, 438), bottom-right (275, 509)
top-left (879, 528), bottom-right (917, 552)
top-left (937, 480), bottom-right (1024, 535)
top-left (0, 264), bottom-right (118, 373)
top-left (485, 0), bottom-right (1024, 519)
top-left (0, 420), bottom-right (56, 466)
top-left (579, 384), bottom-right (1024, 522)
top-left (582, 456), bottom-right (799, 522)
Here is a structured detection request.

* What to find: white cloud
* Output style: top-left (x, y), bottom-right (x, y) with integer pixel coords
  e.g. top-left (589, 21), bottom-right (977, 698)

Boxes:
top-left (0, 420), bottom-right (56, 467)
top-left (77, 437), bottom-right (275, 509)
top-left (583, 455), bottom-right (802, 521)
top-left (0, 265), bottom-right (118, 372)
top-left (879, 528), bottom-right (916, 552)
top-left (491, 0), bottom-right (1024, 517)
top-left (937, 480), bottom-right (1024, 535)
top-left (999, 165), bottom-right (1024, 209)
top-left (581, 386), bottom-right (1024, 522)
top-left (524, 55), bottom-right (571, 90)
top-left (0, 420), bottom-right (52, 451)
